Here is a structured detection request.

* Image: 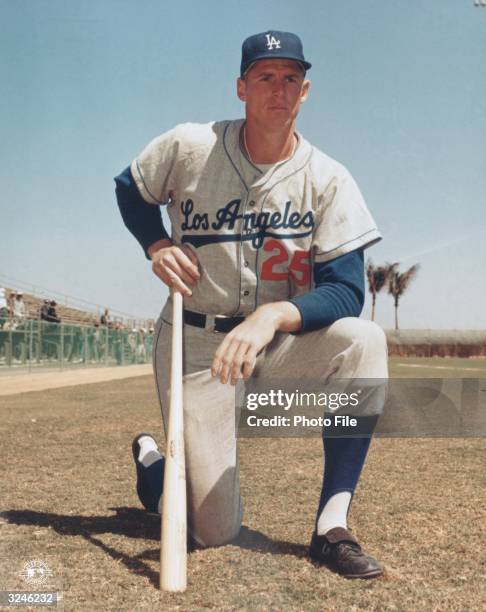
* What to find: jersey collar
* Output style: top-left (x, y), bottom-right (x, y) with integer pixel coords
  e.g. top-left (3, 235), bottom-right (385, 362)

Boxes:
top-left (223, 119), bottom-right (313, 191)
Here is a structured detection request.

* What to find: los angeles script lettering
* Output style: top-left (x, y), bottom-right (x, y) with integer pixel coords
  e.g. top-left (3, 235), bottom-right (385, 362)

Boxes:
top-left (181, 199), bottom-right (314, 237)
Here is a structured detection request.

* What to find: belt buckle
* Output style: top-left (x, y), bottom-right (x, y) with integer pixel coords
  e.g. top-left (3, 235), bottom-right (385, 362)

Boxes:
top-left (213, 314), bottom-right (229, 334)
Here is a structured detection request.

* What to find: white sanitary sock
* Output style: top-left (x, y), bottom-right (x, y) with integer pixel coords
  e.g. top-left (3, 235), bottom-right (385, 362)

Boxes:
top-left (316, 491), bottom-right (352, 535)
top-left (137, 435), bottom-right (161, 468)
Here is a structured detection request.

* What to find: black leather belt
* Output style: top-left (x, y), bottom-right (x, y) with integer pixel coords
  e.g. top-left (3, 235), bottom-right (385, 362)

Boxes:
top-left (183, 309), bottom-right (245, 333)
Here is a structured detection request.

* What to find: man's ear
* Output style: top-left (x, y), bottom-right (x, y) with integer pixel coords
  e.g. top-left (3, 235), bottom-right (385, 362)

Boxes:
top-left (237, 77), bottom-right (246, 102)
top-left (300, 79), bottom-right (311, 104)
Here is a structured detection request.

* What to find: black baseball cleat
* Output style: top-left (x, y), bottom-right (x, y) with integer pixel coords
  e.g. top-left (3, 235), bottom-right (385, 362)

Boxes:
top-left (309, 527), bottom-right (384, 579)
top-left (132, 433), bottom-right (165, 514)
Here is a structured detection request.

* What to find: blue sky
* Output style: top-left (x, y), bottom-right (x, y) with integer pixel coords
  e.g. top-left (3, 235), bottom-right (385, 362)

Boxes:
top-left (1, 0), bottom-right (485, 328)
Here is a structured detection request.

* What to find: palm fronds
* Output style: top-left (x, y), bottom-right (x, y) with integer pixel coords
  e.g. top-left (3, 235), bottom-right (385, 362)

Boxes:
top-left (388, 264), bottom-right (420, 329)
top-left (366, 260), bottom-right (397, 321)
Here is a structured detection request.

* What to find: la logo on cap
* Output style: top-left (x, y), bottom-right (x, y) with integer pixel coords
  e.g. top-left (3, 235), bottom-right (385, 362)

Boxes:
top-left (265, 33), bottom-right (281, 50)
top-left (240, 30), bottom-right (311, 77)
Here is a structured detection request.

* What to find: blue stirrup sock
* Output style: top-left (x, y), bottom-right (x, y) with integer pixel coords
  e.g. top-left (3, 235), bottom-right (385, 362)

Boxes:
top-left (136, 436), bottom-right (164, 513)
top-left (316, 416), bottom-right (378, 535)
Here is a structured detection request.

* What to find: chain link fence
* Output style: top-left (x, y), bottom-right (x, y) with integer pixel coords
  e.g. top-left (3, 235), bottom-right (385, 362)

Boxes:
top-left (0, 317), bottom-right (153, 370)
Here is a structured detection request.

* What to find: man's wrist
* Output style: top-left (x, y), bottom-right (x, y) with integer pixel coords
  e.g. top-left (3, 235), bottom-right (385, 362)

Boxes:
top-left (256, 302), bottom-right (302, 333)
top-left (147, 238), bottom-right (173, 260)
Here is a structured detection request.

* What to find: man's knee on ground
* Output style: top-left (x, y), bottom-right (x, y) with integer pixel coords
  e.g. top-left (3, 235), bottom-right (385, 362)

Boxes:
top-left (191, 520), bottom-right (241, 548)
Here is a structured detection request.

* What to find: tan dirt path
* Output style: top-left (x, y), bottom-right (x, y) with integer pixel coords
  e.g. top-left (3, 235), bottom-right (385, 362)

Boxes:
top-left (0, 364), bottom-right (152, 396)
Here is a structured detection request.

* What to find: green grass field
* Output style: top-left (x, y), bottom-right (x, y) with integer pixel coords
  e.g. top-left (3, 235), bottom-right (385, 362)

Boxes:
top-left (1, 358), bottom-right (485, 610)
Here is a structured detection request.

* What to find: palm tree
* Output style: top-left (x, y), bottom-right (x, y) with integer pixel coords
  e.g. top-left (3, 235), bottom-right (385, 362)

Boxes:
top-left (366, 260), bottom-right (395, 321)
top-left (388, 264), bottom-right (420, 330)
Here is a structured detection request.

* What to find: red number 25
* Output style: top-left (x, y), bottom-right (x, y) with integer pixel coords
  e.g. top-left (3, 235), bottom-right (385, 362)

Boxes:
top-left (261, 239), bottom-right (311, 286)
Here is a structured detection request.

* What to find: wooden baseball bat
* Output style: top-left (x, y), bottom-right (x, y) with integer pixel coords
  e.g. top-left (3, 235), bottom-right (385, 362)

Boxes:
top-left (160, 290), bottom-right (187, 591)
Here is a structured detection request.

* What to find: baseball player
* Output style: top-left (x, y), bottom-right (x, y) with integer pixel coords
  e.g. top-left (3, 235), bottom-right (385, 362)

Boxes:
top-left (115, 30), bottom-right (388, 579)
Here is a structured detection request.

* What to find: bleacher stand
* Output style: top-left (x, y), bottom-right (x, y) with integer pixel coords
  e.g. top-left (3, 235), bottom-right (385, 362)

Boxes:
top-left (0, 287), bottom-right (154, 368)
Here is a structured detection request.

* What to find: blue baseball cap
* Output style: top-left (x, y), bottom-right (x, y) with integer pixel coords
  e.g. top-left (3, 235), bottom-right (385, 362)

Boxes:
top-left (240, 30), bottom-right (312, 77)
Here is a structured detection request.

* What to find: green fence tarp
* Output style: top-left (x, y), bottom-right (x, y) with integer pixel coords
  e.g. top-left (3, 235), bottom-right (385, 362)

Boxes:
top-left (0, 318), bottom-right (153, 369)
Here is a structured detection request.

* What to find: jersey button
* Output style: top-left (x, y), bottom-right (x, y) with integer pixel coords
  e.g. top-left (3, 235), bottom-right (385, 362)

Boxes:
top-left (243, 290), bottom-right (250, 296)
top-left (248, 200), bottom-right (256, 207)
top-left (244, 261), bottom-right (249, 267)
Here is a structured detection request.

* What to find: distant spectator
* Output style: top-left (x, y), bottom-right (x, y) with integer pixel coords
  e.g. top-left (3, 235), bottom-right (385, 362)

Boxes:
top-left (136, 327), bottom-right (147, 363)
top-left (0, 289), bottom-right (8, 359)
top-left (8, 291), bottom-right (16, 317)
top-left (91, 322), bottom-right (105, 361)
top-left (13, 292), bottom-right (26, 321)
top-left (40, 299), bottom-right (50, 321)
top-left (66, 324), bottom-right (83, 363)
top-left (112, 321), bottom-right (123, 364)
top-left (46, 300), bottom-right (61, 324)
top-left (100, 308), bottom-right (111, 327)
top-left (0, 288), bottom-right (8, 319)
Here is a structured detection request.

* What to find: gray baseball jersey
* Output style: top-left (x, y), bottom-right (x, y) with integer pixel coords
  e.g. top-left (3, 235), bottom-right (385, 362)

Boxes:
top-left (131, 119), bottom-right (381, 316)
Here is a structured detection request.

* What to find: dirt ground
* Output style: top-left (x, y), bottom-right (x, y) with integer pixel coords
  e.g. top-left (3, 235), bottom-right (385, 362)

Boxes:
top-left (1, 361), bottom-right (485, 610)
top-left (0, 364), bottom-right (152, 396)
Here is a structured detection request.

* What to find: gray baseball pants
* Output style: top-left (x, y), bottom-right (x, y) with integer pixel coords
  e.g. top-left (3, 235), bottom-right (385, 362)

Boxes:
top-left (153, 300), bottom-right (388, 547)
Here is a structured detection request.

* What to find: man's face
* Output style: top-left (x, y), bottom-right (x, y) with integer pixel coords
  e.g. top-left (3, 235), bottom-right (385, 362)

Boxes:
top-left (237, 59), bottom-right (310, 129)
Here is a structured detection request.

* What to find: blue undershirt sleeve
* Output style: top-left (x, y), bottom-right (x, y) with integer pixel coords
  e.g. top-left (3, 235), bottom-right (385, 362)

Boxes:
top-left (114, 166), bottom-right (170, 260)
top-left (289, 249), bottom-right (365, 332)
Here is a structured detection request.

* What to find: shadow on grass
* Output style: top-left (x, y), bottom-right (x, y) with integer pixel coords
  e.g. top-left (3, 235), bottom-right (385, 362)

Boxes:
top-left (2, 507), bottom-right (161, 587)
top-left (2, 507), bottom-right (160, 538)
top-left (2, 507), bottom-right (308, 588)
top-left (234, 526), bottom-right (308, 558)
